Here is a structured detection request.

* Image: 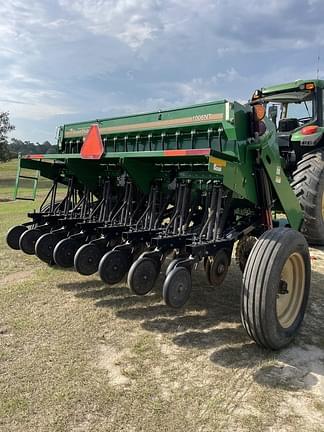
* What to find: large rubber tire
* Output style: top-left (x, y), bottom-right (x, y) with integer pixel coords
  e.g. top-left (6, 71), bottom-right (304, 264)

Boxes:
top-left (291, 149), bottom-right (324, 245)
top-left (241, 228), bottom-right (311, 350)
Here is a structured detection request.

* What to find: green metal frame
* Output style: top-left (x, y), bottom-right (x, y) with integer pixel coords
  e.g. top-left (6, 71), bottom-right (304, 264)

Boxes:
top-left (13, 154), bottom-right (40, 201)
top-left (16, 97), bottom-right (304, 230)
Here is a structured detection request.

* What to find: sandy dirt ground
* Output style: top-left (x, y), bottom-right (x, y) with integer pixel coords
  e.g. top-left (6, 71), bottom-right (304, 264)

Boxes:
top-left (0, 197), bottom-right (324, 431)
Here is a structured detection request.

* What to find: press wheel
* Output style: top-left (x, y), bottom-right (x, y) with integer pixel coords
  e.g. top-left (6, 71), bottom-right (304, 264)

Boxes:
top-left (6, 225), bottom-right (28, 250)
top-left (165, 258), bottom-right (186, 277)
top-left (53, 238), bottom-right (80, 268)
top-left (35, 232), bottom-right (61, 264)
top-left (74, 243), bottom-right (103, 276)
top-left (127, 257), bottom-right (159, 295)
top-left (98, 249), bottom-right (129, 285)
top-left (163, 266), bottom-right (192, 308)
top-left (19, 228), bottom-right (43, 255)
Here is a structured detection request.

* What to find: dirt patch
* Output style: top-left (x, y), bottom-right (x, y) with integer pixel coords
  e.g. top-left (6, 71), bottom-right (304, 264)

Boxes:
top-left (0, 270), bottom-right (34, 286)
top-left (95, 344), bottom-right (130, 386)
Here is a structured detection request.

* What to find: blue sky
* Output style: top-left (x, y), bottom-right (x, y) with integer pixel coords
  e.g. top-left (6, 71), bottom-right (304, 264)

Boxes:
top-left (1, 0), bottom-right (323, 143)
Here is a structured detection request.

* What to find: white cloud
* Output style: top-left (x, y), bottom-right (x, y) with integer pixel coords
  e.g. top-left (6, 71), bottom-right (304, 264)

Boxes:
top-left (1, 0), bottom-right (324, 142)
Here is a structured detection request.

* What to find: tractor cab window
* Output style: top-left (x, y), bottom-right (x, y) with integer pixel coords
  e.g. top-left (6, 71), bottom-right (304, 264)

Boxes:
top-left (264, 90), bottom-right (315, 132)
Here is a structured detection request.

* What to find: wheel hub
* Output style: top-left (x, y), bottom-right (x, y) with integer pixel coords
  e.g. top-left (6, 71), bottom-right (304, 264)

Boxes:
top-left (276, 252), bottom-right (305, 328)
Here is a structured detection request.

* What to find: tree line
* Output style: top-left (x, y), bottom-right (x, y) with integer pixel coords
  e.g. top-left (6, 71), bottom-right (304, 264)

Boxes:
top-left (0, 112), bottom-right (57, 162)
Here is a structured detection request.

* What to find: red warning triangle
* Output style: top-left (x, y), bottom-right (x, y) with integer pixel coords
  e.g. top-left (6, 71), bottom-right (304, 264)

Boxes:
top-left (80, 124), bottom-right (104, 160)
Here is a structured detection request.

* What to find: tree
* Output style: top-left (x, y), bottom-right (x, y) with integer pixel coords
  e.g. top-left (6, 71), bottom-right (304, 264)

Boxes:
top-left (9, 138), bottom-right (57, 155)
top-left (0, 112), bottom-right (15, 162)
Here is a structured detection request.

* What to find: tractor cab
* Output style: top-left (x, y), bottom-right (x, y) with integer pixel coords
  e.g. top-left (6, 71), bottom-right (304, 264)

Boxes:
top-left (252, 79), bottom-right (324, 169)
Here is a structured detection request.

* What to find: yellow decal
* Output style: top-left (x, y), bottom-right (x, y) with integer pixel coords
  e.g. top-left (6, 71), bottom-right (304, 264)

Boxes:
top-left (209, 156), bottom-right (227, 167)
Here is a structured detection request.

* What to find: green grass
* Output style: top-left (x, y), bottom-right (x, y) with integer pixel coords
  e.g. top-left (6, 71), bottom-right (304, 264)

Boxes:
top-left (0, 160), bottom-right (324, 432)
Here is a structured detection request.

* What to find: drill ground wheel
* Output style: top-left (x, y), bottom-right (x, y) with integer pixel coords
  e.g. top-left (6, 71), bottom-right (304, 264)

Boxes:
top-left (163, 266), bottom-right (192, 308)
top-left (6, 225), bottom-right (28, 250)
top-left (35, 232), bottom-right (61, 264)
top-left (235, 236), bottom-right (257, 272)
top-left (74, 243), bottom-right (103, 276)
top-left (241, 228), bottom-right (311, 350)
top-left (53, 238), bottom-right (81, 268)
top-left (205, 249), bottom-right (229, 287)
top-left (19, 228), bottom-right (43, 255)
top-left (127, 257), bottom-right (159, 295)
top-left (98, 250), bottom-right (129, 285)
top-left (291, 149), bottom-right (324, 245)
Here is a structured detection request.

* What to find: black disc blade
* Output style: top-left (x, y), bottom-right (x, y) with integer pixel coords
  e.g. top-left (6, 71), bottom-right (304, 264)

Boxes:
top-left (98, 250), bottom-right (129, 285)
top-left (6, 225), bottom-right (28, 250)
top-left (207, 250), bottom-right (229, 287)
top-left (74, 243), bottom-right (103, 276)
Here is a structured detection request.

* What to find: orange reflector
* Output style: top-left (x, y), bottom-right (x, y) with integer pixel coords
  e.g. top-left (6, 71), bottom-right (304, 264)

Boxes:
top-left (80, 125), bottom-right (104, 159)
top-left (305, 82), bottom-right (315, 90)
top-left (301, 125), bottom-right (319, 135)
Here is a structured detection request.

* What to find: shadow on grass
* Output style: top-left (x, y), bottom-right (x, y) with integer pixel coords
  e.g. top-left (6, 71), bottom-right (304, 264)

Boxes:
top-left (56, 261), bottom-right (324, 393)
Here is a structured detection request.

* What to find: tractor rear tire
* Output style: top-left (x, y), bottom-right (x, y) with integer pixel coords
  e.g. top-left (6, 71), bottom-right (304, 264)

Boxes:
top-left (241, 228), bottom-right (311, 350)
top-left (291, 149), bottom-right (324, 245)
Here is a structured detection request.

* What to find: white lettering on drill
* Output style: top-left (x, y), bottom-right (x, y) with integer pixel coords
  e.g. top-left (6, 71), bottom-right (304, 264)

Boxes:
top-left (192, 114), bottom-right (212, 122)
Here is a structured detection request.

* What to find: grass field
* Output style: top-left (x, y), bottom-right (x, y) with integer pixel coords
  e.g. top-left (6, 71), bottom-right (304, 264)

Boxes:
top-left (0, 160), bottom-right (324, 432)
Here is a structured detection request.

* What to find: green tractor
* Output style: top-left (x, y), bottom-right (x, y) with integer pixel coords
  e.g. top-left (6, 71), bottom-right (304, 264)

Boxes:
top-left (6, 87), bottom-right (316, 350)
top-left (253, 79), bottom-right (324, 244)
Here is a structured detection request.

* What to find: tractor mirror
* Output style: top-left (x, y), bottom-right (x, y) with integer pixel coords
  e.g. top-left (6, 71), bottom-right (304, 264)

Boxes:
top-left (268, 105), bottom-right (278, 124)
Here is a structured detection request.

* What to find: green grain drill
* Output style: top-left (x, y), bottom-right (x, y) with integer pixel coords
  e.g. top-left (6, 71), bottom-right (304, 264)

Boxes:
top-left (7, 84), bottom-right (320, 350)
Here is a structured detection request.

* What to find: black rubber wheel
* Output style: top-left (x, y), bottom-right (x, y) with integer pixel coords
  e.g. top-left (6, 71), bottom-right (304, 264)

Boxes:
top-left (127, 257), bottom-right (159, 295)
top-left (235, 236), bottom-right (257, 272)
top-left (163, 266), bottom-right (192, 308)
top-left (206, 249), bottom-right (229, 287)
top-left (6, 225), bottom-right (28, 250)
top-left (19, 228), bottom-right (43, 255)
top-left (74, 243), bottom-right (103, 276)
top-left (53, 238), bottom-right (80, 268)
top-left (291, 149), bottom-right (324, 245)
top-left (98, 250), bottom-right (129, 285)
top-left (241, 227), bottom-right (311, 350)
top-left (35, 232), bottom-right (61, 264)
